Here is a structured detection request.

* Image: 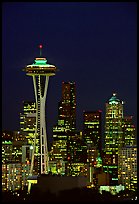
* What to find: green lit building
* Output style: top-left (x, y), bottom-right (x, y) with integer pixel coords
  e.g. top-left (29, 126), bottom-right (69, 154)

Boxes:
top-left (104, 93), bottom-right (124, 185)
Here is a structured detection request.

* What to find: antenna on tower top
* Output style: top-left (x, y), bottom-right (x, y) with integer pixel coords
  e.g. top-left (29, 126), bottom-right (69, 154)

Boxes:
top-left (39, 44), bottom-right (43, 57)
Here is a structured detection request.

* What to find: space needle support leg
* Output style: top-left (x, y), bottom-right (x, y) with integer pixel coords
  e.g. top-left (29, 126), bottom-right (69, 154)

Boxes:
top-left (27, 76), bottom-right (38, 193)
top-left (40, 75), bottom-right (49, 174)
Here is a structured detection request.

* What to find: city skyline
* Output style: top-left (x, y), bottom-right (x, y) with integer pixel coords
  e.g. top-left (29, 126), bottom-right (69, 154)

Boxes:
top-left (2, 2), bottom-right (137, 142)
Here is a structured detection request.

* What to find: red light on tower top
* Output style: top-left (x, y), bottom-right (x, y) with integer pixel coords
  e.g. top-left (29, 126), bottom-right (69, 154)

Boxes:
top-left (39, 44), bottom-right (43, 56)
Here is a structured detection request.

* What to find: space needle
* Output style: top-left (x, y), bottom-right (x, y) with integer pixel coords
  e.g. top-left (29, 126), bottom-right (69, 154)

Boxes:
top-left (23, 45), bottom-right (57, 192)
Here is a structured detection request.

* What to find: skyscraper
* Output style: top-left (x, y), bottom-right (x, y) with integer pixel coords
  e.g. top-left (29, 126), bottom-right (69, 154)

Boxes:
top-left (51, 82), bottom-right (76, 164)
top-left (118, 146), bottom-right (137, 191)
top-left (122, 116), bottom-right (136, 146)
top-left (104, 93), bottom-right (124, 160)
top-left (83, 110), bottom-right (102, 154)
top-left (104, 93), bottom-right (124, 185)
top-left (20, 101), bottom-right (36, 146)
top-left (66, 131), bottom-right (87, 176)
top-left (58, 81), bottom-right (76, 130)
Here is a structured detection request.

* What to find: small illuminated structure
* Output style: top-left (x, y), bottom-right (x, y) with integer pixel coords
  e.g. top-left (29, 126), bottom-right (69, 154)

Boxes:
top-left (23, 45), bottom-right (57, 192)
top-left (99, 184), bottom-right (125, 195)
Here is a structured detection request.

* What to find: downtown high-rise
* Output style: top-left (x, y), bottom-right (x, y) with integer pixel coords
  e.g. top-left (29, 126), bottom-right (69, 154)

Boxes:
top-left (51, 82), bottom-right (77, 163)
top-left (103, 93), bottom-right (124, 185)
top-left (83, 110), bottom-right (102, 154)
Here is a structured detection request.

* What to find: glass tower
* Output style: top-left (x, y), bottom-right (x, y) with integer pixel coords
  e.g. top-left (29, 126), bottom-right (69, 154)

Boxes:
top-left (104, 93), bottom-right (124, 185)
top-left (58, 81), bottom-right (76, 130)
top-left (51, 82), bottom-right (76, 162)
top-left (104, 93), bottom-right (124, 158)
top-left (83, 110), bottom-right (102, 154)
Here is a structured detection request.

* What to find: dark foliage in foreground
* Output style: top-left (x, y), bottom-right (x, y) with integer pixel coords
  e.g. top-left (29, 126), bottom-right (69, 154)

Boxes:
top-left (2, 186), bottom-right (137, 203)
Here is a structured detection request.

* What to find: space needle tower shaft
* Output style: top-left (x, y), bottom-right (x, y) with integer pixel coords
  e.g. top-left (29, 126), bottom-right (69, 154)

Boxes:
top-left (23, 45), bottom-right (57, 175)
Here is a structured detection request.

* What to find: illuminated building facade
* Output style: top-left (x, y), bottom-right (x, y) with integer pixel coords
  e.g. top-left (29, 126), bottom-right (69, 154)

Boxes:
top-left (2, 131), bottom-right (24, 164)
top-left (58, 81), bottom-right (76, 130)
top-left (99, 184), bottom-right (125, 195)
top-left (13, 130), bottom-right (25, 142)
top-left (2, 163), bottom-right (30, 191)
top-left (104, 93), bottom-right (124, 185)
top-left (83, 110), bottom-right (102, 154)
top-left (2, 131), bottom-right (13, 164)
top-left (122, 116), bottom-right (136, 146)
top-left (52, 125), bottom-right (68, 162)
top-left (66, 132), bottom-right (87, 176)
top-left (104, 93), bottom-right (124, 157)
top-left (23, 45), bottom-right (57, 176)
top-left (2, 140), bottom-right (13, 164)
top-left (20, 101), bottom-right (36, 145)
top-left (118, 146), bottom-right (137, 191)
top-left (22, 145), bottom-right (33, 164)
top-left (50, 81), bottom-right (76, 172)
top-left (12, 141), bottom-right (23, 163)
top-left (83, 110), bottom-right (102, 185)
top-left (49, 160), bottom-right (66, 175)
top-left (2, 130), bottom-right (14, 141)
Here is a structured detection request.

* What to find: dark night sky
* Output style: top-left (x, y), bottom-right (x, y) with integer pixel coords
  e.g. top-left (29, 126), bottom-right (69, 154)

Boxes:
top-left (2, 2), bottom-right (137, 143)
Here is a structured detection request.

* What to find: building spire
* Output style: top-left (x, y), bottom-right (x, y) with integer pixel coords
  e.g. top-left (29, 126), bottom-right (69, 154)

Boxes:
top-left (39, 44), bottom-right (43, 57)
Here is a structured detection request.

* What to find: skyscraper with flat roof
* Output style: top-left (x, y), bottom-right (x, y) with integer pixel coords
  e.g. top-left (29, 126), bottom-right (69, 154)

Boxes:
top-left (20, 101), bottom-right (36, 146)
top-left (83, 110), bottom-right (102, 154)
top-left (122, 116), bottom-right (136, 146)
top-left (58, 81), bottom-right (76, 130)
top-left (51, 82), bottom-right (76, 163)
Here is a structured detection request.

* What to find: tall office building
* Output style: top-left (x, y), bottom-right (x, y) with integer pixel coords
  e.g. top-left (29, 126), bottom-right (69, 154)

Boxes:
top-left (83, 110), bottom-right (102, 154)
top-left (50, 82), bottom-right (77, 166)
top-left (122, 116), bottom-right (136, 146)
top-left (58, 81), bottom-right (76, 130)
top-left (104, 93), bottom-right (124, 160)
top-left (118, 146), bottom-right (137, 191)
top-left (66, 131), bottom-right (87, 176)
top-left (104, 93), bottom-right (124, 185)
top-left (20, 101), bottom-right (36, 144)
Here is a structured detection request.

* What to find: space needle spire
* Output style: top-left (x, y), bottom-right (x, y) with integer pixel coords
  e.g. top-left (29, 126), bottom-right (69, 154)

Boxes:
top-left (39, 44), bottom-right (42, 57)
